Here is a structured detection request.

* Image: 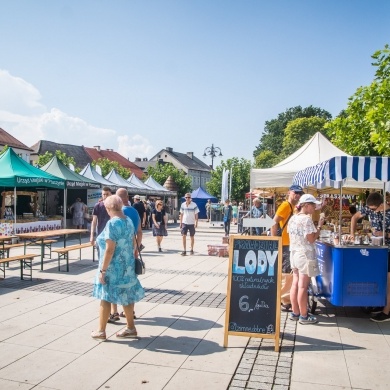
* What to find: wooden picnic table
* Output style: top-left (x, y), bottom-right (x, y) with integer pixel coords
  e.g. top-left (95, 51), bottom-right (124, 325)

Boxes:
top-left (16, 229), bottom-right (88, 270)
top-left (0, 236), bottom-right (18, 258)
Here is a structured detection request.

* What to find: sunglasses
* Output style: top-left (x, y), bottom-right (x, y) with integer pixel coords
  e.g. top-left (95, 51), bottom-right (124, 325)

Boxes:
top-left (369, 204), bottom-right (381, 211)
top-left (185, 197), bottom-right (191, 199)
top-left (294, 191), bottom-right (304, 195)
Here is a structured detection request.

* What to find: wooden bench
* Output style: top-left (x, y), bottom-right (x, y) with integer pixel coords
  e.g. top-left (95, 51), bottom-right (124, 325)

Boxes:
top-left (27, 239), bottom-right (58, 258)
top-left (0, 254), bottom-right (39, 280)
top-left (52, 243), bottom-right (95, 272)
top-left (0, 243), bottom-right (25, 259)
top-left (0, 240), bottom-right (57, 259)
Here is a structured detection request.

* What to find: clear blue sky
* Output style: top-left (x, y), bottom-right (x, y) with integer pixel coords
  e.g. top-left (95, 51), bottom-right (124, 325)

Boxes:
top-left (0, 0), bottom-right (389, 165)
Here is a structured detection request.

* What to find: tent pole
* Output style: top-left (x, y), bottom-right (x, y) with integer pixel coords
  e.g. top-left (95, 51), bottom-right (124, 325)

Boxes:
top-left (14, 187), bottom-right (16, 226)
top-left (339, 186), bottom-right (343, 238)
top-left (383, 183), bottom-right (386, 243)
top-left (63, 189), bottom-right (67, 228)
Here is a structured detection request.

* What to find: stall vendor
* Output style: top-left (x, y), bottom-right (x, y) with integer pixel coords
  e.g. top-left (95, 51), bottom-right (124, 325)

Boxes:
top-left (351, 192), bottom-right (390, 323)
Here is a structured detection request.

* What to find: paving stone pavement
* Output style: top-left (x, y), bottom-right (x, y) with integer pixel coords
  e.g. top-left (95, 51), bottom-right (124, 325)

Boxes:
top-left (1, 221), bottom-right (386, 389)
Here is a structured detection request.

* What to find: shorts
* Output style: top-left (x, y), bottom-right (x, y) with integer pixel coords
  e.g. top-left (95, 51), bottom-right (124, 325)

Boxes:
top-left (181, 224), bottom-right (196, 236)
top-left (290, 250), bottom-right (317, 275)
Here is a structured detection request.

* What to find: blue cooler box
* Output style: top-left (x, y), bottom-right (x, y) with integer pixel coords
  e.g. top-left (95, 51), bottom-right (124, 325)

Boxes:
top-left (315, 242), bottom-right (388, 307)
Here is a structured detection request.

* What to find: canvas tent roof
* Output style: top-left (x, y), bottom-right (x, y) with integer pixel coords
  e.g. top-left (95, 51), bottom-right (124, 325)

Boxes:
top-left (190, 187), bottom-right (217, 200)
top-left (126, 173), bottom-right (154, 194)
top-left (293, 156), bottom-right (390, 191)
top-left (79, 164), bottom-right (119, 190)
top-left (179, 187), bottom-right (217, 219)
top-left (144, 176), bottom-right (177, 197)
top-left (250, 132), bottom-right (350, 190)
top-left (0, 148), bottom-right (65, 189)
top-left (105, 169), bottom-right (135, 191)
top-left (41, 157), bottom-right (101, 189)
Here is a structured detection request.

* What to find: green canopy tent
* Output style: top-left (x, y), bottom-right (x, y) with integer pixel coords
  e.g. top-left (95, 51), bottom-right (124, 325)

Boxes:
top-left (0, 148), bottom-right (65, 226)
top-left (40, 156), bottom-right (101, 227)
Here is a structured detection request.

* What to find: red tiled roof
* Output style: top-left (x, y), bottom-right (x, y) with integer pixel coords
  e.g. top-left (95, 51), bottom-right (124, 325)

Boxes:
top-left (0, 128), bottom-right (33, 151)
top-left (84, 147), bottom-right (144, 179)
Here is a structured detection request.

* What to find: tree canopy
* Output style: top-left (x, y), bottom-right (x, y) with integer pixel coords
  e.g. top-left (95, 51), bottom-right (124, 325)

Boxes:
top-left (253, 105), bottom-right (332, 160)
top-left (326, 44), bottom-right (390, 156)
top-left (0, 145), bottom-right (9, 155)
top-left (92, 158), bottom-right (131, 179)
top-left (282, 117), bottom-right (328, 157)
top-left (206, 157), bottom-right (252, 202)
top-left (146, 163), bottom-right (191, 198)
top-left (36, 150), bottom-right (80, 172)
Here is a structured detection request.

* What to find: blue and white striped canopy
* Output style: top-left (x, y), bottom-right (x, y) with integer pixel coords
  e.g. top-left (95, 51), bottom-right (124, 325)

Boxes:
top-left (293, 156), bottom-right (390, 189)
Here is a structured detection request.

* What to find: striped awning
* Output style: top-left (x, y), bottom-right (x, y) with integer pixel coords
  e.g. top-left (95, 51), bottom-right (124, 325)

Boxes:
top-left (293, 156), bottom-right (390, 189)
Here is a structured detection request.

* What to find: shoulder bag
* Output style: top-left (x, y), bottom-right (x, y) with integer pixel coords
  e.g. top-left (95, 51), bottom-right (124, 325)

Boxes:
top-left (135, 238), bottom-right (145, 275)
top-left (277, 202), bottom-right (293, 236)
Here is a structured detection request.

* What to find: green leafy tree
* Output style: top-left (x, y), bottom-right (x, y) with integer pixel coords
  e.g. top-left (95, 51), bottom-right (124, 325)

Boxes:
top-left (0, 145), bottom-right (9, 155)
top-left (92, 158), bottom-right (131, 179)
top-left (206, 158), bottom-right (252, 202)
top-left (146, 163), bottom-right (192, 198)
top-left (253, 105), bottom-right (332, 160)
top-left (36, 150), bottom-right (80, 172)
top-left (327, 44), bottom-right (390, 156)
top-left (254, 150), bottom-right (279, 168)
top-left (282, 117), bottom-right (328, 157)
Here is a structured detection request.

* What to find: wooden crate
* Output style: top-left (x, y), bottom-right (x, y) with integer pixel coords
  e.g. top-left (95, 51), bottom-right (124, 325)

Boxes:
top-left (208, 244), bottom-right (229, 257)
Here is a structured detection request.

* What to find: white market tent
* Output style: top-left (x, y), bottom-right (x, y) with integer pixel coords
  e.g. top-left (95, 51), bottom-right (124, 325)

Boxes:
top-left (250, 132), bottom-right (350, 190)
top-left (105, 169), bottom-right (138, 192)
top-left (80, 163), bottom-right (119, 190)
top-left (126, 173), bottom-right (154, 195)
top-left (144, 176), bottom-right (175, 196)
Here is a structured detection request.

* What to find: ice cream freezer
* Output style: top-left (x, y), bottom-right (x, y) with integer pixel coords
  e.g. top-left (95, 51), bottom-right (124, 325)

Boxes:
top-left (312, 241), bottom-right (388, 307)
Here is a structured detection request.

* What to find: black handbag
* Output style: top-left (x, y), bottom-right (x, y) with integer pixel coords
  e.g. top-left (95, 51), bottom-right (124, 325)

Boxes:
top-left (135, 257), bottom-right (145, 275)
top-left (135, 238), bottom-right (145, 275)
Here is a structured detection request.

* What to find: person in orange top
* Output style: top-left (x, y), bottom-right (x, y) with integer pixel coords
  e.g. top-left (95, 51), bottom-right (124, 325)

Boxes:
top-left (270, 185), bottom-right (304, 310)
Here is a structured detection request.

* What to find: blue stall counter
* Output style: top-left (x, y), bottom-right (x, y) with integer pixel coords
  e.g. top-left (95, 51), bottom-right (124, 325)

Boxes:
top-left (315, 241), bottom-right (388, 307)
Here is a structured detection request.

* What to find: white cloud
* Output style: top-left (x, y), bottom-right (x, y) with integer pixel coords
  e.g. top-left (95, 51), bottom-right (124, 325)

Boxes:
top-left (117, 134), bottom-right (155, 161)
top-left (0, 69), bottom-right (153, 160)
top-left (0, 70), bottom-right (46, 115)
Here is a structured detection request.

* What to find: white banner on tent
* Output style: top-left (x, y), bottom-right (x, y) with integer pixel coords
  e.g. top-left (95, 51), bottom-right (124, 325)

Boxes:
top-left (87, 189), bottom-right (101, 208)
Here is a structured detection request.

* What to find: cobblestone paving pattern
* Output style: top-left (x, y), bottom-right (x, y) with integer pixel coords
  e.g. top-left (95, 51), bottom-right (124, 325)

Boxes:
top-left (0, 275), bottom-right (228, 309)
top-left (228, 312), bottom-right (296, 390)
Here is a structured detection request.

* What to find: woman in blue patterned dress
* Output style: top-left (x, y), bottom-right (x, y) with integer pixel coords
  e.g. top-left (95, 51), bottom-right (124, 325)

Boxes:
top-left (91, 195), bottom-right (144, 340)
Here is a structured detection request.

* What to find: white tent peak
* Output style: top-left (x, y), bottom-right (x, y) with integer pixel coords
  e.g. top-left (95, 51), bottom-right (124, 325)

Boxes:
top-left (251, 132), bottom-right (350, 189)
top-left (274, 132), bottom-right (349, 169)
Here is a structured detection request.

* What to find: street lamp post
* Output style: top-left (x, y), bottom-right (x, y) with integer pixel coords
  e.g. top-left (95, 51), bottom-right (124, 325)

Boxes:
top-left (203, 144), bottom-right (223, 170)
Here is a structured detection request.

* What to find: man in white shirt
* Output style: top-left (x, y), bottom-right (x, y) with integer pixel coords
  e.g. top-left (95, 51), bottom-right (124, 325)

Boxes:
top-left (180, 193), bottom-right (199, 256)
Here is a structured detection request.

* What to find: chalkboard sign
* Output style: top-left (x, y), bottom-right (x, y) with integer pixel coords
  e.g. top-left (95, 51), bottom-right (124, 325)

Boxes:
top-left (224, 236), bottom-right (282, 351)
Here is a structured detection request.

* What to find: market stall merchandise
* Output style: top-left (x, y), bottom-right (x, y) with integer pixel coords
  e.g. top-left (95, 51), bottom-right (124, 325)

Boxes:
top-left (0, 148), bottom-right (65, 236)
top-left (40, 156), bottom-right (101, 227)
top-left (293, 156), bottom-right (390, 309)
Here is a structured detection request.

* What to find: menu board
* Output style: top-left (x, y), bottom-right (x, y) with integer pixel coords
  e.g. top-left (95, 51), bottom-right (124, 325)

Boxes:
top-left (224, 236), bottom-right (282, 351)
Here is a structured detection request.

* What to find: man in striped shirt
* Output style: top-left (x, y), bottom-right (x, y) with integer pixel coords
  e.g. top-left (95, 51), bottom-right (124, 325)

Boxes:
top-left (180, 193), bottom-right (199, 256)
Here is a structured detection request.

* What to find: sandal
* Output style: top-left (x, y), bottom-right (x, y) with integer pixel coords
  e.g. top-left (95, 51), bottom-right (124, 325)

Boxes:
top-left (119, 311), bottom-right (137, 319)
top-left (116, 327), bottom-right (138, 338)
top-left (107, 312), bottom-right (120, 323)
top-left (91, 330), bottom-right (106, 340)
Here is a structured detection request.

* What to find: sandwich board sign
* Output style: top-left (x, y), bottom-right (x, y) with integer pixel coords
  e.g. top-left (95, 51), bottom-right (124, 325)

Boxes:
top-left (223, 235), bottom-right (282, 351)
